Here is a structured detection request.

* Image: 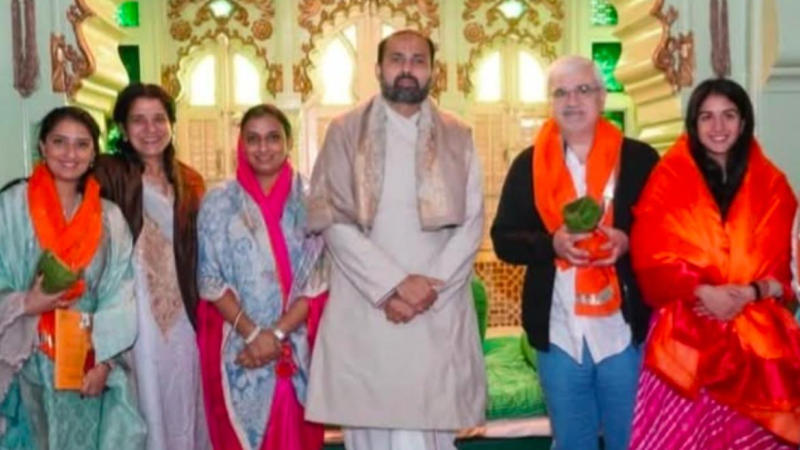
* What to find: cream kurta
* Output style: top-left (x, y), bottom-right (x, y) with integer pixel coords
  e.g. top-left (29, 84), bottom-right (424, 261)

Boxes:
top-left (306, 106), bottom-right (486, 430)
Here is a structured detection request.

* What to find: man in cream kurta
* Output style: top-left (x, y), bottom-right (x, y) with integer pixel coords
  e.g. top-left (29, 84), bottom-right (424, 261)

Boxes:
top-left (306, 30), bottom-right (486, 450)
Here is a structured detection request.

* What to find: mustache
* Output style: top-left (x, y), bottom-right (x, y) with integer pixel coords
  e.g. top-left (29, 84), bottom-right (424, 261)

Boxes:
top-left (561, 108), bottom-right (584, 116)
top-left (393, 74), bottom-right (420, 88)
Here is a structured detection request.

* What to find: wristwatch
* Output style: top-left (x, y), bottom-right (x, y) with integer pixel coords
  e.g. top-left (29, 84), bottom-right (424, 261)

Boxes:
top-left (271, 327), bottom-right (287, 342)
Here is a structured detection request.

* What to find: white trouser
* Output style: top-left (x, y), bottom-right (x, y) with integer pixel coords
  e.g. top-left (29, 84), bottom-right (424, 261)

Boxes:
top-left (343, 427), bottom-right (457, 450)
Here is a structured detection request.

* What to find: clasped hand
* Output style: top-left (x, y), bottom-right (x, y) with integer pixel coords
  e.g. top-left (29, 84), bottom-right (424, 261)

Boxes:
top-left (384, 274), bottom-right (444, 324)
top-left (553, 224), bottom-right (628, 267)
top-left (693, 284), bottom-right (755, 321)
top-left (236, 329), bottom-right (281, 369)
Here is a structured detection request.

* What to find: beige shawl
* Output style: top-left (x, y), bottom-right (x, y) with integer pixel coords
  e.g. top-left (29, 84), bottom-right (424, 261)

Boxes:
top-left (307, 95), bottom-right (473, 232)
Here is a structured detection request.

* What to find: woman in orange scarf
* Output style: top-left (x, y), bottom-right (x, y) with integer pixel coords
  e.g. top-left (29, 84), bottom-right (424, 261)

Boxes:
top-left (629, 78), bottom-right (800, 449)
top-left (0, 107), bottom-right (144, 449)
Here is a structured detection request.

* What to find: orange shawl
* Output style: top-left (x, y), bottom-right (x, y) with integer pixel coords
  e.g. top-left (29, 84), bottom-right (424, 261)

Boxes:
top-left (630, 135), bottom-right (800, 444)
top-left (28, 163), bottom-right (102, 358)
top-left (533, 118), bottom-right (623, 316)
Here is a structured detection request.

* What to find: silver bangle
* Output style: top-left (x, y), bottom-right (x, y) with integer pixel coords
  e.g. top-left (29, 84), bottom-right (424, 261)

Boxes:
top-left (244, 326), bottom-right (261, 345)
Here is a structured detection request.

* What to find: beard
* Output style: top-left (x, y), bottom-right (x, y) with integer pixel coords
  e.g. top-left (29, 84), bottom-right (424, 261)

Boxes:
top-left (380, 73), bottom-right (431, 104)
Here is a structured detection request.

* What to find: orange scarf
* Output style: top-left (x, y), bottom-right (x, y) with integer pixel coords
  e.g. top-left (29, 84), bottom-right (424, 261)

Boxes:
top-left (28, 163), bottom-right (102, 359)
top-left (533, 118), bottom-right (623, 316)
top-left (631, 135), bottom-right (800, 444)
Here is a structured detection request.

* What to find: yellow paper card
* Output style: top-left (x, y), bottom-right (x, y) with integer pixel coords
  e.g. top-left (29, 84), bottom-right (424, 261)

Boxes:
top-left (53, 309), bottom-right (92, 391)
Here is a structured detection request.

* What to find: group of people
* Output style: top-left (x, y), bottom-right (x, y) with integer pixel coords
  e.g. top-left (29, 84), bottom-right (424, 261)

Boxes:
top-left (492, 56), bottom-right (800, 449)
top-left (0, 28), bottom-right (798, 450)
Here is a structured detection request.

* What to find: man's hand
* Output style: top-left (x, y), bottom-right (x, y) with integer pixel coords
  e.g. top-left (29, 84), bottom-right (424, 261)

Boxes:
top-left (384, 296), bottom-right (416, 323)
top-left (553, 226), bottom-right (591, 266)
top-left (591, 225), bottom-right (629, 267)
top-left (395, 275), bottom-right (443, 313)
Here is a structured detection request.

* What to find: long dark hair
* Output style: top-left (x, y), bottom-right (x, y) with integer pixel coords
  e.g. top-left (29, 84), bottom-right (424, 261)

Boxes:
top-left (113, 83), bottom-right (182, 194)
top-left (38, 106), bottom-right (101, 191)
top-left (685, 78), bottom-right (754, 219)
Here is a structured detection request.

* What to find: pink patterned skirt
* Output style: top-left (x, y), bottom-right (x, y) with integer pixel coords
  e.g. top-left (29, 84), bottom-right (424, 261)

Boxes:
top-left (629, 368), bottom-right (794, 450)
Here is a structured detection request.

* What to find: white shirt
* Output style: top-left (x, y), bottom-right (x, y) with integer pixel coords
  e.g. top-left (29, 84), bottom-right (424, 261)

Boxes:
top-left (548, 147), bottom-right (632, 364)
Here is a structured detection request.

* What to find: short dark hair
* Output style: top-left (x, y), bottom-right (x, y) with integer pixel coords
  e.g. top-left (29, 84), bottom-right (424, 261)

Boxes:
top-left (377, 29), bottom-right (435, 65)
top-left (240, 103), bottom-right (292, 142)
top-left (112, 83), bottom-right (180, 187)
top-left (685, 77), bottom-right (755, 218)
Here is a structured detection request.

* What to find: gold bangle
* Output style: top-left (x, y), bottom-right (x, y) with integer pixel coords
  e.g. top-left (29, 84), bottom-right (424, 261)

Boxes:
top-left (232, 308), bottom-right (244, 332)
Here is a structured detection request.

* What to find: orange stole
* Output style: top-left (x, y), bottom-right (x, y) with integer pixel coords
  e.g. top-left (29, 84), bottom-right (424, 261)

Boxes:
top-left (532, 118), bottom-right (623, 316)
top-left (630, 135), bottom-right (800, 444)
top-left (28, 164), bottom-right (102, 388)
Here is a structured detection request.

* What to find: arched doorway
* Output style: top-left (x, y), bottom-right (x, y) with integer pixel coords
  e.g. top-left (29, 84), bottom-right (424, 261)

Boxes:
top-left (173, 35), bottom-right (266, 186)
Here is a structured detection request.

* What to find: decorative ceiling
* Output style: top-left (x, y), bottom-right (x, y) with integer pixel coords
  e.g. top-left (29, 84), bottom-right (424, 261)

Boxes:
top-left (458, 0), bottom-right (565, 95)
top-left (294, 0), bottom-right (440, 101)
top-left (163, 0), bottom-right (281, 98)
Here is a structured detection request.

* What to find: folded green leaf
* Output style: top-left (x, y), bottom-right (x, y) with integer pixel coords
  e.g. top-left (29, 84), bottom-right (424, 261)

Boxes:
top-left (562, 196), bottom-right (603, 232)
top-left (37, 250), bottom-right (79, 294)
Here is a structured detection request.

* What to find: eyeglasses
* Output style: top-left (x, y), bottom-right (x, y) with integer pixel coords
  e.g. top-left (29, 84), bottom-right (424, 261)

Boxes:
top-left (550, 84), bottom-right (601, 101)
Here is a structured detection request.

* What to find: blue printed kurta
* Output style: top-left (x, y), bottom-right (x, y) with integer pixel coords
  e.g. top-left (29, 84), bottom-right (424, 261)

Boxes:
top-left (0, 182), bottom-right (145, 450)
top-left (197, 178), bottom-right (312, 449)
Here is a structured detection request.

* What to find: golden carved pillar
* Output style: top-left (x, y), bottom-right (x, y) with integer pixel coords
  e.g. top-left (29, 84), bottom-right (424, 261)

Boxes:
top-left (50, 0), bottom-right (128, 113)
top-left (610, 0), bottom-right (694, 150)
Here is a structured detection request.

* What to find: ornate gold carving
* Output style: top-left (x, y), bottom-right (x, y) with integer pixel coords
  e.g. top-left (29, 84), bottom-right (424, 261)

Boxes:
top-left (293, 63), bottom-right (312, 100)
top-left (170, 19), bottom-right (191, 41)
top-left (294, 0), bottom-right (440, 101)
top-left (457, 63), bottom-right (470, 94)
top-left (161, 64), bottom-right (181, 98)
top-left (266, 63), bottom-right (283, 96)
top-left (651, 0), bottom-right (694, 92)
top-left (50, 0), bottom-right (95, 98)
top-left (431, 61), bottom-right (446, 98)
top-left (459, 0), bottom-right (565, 95)
top-left (166, 0), bottom-right (280, 96)
top-left (167, 0), bottom-right (192, 19)
top-left (251, 18), bottom-right (272, 40)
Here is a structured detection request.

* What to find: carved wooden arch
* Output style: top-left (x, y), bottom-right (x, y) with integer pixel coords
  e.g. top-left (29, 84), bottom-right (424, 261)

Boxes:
top-left (612, 0), bottom-right (695, 149)
top-left (457, 0), bottom-right (564, 96)
top-left (50, 0), bottom-right (95, 98)
top-left (650, 0), bottom-right (694, 92)
top-left (294, 0), bottom-right (440, 102)
top-left (164, 0), bottom-right (281, 99)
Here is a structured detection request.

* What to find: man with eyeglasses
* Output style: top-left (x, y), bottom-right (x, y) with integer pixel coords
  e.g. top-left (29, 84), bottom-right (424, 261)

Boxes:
top-left (491, 55), bottom-right (659, 450)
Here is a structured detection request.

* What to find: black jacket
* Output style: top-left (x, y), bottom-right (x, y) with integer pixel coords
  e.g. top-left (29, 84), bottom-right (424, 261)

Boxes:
top-left (491, 139), bottom-right (659, 351)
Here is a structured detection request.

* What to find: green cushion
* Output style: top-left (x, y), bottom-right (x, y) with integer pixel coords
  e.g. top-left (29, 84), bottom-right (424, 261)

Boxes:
top-left (483, 335), bottom-right (547, 420)
top-left (520, 331), bottom-right (537, 370)
top-left (471, 277), bottom-right (488, 341)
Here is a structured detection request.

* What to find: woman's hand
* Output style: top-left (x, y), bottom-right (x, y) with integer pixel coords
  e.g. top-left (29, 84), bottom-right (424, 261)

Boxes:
top-left (694, 284), bottom-right (749, 321)
top-left (81, 362), bottom-right (111, 397)
top-left (24, 275), bottom-right (69, 315)
top-left (235, 330), bottom-right (281, 369)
